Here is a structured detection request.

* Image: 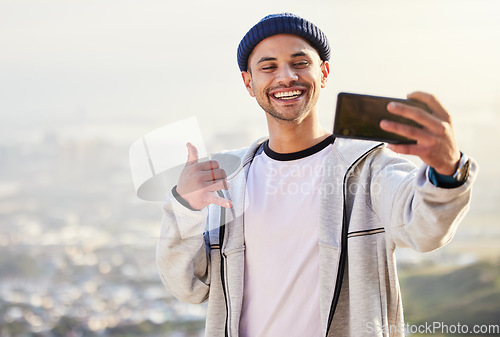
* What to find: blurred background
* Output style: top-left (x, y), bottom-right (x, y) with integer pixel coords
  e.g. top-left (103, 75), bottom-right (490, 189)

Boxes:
top-left (0, 0), bottom-right (499, 336)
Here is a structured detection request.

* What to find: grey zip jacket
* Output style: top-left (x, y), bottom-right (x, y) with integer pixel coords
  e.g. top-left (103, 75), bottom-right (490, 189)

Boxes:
top-left (156, 138), bottom-right (478, 337)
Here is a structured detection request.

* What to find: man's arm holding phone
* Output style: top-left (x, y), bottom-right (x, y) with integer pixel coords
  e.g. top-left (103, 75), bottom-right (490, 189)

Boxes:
top-left (369, 91), bottom-right (478, 251)
top-left (380, 91), bottom-right (461, 177)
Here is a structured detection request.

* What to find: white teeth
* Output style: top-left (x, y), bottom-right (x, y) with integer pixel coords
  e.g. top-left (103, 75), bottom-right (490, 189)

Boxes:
top-left (273, 90), bottom-right (303, 100)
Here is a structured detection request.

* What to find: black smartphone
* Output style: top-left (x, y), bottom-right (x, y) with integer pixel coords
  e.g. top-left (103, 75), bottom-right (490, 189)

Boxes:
top-left (333, 92), bottom-right (432, 144)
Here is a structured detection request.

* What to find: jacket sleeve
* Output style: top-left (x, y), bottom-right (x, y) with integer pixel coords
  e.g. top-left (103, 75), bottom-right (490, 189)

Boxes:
top-left (156, 190), bottom-right (210, 304)
top-left (368, 147), bottom-right (478, 252)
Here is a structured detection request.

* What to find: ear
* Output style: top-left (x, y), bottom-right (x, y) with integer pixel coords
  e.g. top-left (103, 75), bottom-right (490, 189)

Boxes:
top-left (241, 71), bottom-right (255, 97)
top-left (320, 61), bottom-right (330, 88)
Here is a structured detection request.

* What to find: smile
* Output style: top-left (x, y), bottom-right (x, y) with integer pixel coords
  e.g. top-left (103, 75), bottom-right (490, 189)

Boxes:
top-left (272, 90), bottom-right (303, 100)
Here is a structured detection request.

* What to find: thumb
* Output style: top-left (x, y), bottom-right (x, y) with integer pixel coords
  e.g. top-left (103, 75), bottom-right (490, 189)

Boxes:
top-left (185, 142), bottom-right (199, 166)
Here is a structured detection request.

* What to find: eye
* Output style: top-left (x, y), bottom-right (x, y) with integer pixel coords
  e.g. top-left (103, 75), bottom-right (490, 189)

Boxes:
top-left (261, 64), bottom-right (277, 72)
top-left (293, 60), bottom-right (310, 68)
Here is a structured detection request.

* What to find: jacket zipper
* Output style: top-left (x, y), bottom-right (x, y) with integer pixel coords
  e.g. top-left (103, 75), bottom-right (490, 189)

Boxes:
top-left (218, 155), bottom-right (254, 337)
top-left (325, 143), bottom-right (383, 336)
top-left (217, 190), bottom-right (230, 337)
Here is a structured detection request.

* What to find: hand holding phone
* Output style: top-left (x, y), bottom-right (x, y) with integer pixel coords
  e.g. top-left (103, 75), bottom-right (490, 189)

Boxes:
top-left (333, 92), bottom-right (432, 144)
top-left (334, 91), bottom-right (462, 177)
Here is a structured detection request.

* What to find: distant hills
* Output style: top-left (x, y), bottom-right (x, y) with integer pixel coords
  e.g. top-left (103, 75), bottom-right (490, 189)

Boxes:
top-left (400, 259), bottom-right (500, 336)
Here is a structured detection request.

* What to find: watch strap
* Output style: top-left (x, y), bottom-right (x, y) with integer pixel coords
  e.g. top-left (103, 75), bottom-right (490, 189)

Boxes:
top-left (428, 152), bottom-right (470, 188)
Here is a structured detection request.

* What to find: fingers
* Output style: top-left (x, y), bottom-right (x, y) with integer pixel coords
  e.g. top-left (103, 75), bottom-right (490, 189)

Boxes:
top-left (197, 160), bottom-right (220, 171)
top-left (207, 192), bottom-right (233, 209)
top-left (407, 91), bottom-right (451, 122)
top-left (191, 161), bottom-right (225, 182)
top-left (381, 92), bottom-right (461, 174)
top-left (178, 144), bottom-right (232, 209)
top-left (178, 176), bottom-right (229, 197)
top-left (386, 143), bottom-right (427, 157)
top-left (386, 102), bottom-right (445, 135)
top-left (200, 168), bottom-right (227, 184)
top-left (185, 142), bottom-right (199, 166)
top-left (380, 119), bottom-right (434, 146)
top-left (206, 178), bottom-right (230, 192)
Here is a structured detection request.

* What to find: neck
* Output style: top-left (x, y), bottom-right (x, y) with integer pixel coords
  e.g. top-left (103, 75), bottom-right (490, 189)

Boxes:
top-left (266, 109), bottom-right (330, 154)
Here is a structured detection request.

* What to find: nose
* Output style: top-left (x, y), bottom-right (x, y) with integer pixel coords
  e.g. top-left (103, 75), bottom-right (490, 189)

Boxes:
top-left (276, 65), bottom-right (298, 86)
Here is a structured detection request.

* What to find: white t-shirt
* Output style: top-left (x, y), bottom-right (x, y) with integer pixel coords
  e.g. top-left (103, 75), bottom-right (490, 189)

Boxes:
top-left (239, 136), bottom-right (335, 337)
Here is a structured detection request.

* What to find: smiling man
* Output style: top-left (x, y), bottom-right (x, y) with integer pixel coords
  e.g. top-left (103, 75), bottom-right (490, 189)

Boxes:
top-left (241, 33), bottom-right (330, 155)
top-left (156, 13), bottom-right (477, 337)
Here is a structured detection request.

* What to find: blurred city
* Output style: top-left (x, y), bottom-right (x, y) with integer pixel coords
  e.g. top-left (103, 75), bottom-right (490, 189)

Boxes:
top-left (0, 132), bottom-right (211, 336)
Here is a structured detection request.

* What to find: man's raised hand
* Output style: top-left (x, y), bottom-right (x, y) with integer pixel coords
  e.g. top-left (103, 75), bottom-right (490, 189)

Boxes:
top-left (175, 142), bottom-right (232, 210)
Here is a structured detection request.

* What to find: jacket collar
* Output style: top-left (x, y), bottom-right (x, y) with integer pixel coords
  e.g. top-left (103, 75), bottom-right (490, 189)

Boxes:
top-left (236, 137), bottom-right (384, 172)
top-left (333, 138), bottom-right (385, 171)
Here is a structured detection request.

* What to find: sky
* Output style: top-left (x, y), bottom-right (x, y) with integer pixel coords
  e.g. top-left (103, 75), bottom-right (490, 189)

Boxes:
top-left (0, 0), bottom-right (499, 211)
top-left (1, 0), bottom-right (499, 139)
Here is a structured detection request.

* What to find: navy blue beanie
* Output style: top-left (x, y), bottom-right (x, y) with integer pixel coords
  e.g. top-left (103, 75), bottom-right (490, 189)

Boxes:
top-left (237, 13), bottom-right (331, 72)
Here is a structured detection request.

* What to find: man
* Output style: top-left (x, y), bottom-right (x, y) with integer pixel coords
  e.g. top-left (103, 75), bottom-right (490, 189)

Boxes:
top-left (156, 13), bottom-right (477, 337)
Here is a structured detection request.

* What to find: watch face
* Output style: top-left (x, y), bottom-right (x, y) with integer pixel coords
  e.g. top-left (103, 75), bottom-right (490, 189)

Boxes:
top-left (455, 159), bottom-right (470, 182)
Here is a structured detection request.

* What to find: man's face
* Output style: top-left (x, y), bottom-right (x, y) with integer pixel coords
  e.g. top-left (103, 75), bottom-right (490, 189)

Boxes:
top-left (242, 34), bottom-right (329, 123)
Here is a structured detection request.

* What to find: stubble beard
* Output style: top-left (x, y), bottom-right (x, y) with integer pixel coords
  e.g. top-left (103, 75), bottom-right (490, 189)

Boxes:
top-left (256, 82), bottom-right (317, 123)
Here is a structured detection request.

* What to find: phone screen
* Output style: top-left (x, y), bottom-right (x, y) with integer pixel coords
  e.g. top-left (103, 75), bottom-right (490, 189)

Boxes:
top-left (333, 92), bottom-right (431, 144)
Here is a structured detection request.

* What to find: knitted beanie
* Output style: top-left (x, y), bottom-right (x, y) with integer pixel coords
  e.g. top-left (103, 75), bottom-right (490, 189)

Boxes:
top-left (237, 13), bottom-right (331, 72)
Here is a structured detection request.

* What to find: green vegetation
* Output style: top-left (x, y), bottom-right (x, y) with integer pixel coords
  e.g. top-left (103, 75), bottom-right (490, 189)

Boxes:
top-left (400, 259), bottom-right (500, 336)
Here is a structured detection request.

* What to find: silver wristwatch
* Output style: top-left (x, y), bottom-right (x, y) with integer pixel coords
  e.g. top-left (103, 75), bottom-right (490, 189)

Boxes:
top-left (452, 152), bottom-right (470, 183)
